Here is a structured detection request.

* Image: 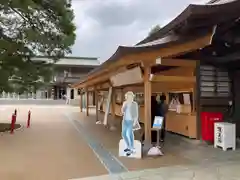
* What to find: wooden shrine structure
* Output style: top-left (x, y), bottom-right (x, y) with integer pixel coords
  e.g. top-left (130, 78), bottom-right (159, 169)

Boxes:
top-left (73, 0), bottom-right (240, 143)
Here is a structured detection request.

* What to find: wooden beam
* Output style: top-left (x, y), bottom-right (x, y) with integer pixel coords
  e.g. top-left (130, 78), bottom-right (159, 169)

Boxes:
top-left (144, 66), bottom-right (152, 144)
top-left (73, 33), bottom-right (212, 88)
top-left (146, 58), bottom-right (196, 67)
top-left (155, 67), bottom-right (195, 76)
top-left (151, 75), bottom-right (196, 83)
top-left (96, 81), bottom-right (112, 90)
top-left (123, 82), bottom-right (194, 93)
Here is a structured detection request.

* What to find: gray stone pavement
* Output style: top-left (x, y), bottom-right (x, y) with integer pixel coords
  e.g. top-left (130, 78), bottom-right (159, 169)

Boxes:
top-left (71, 161), bottom-right (240, 180)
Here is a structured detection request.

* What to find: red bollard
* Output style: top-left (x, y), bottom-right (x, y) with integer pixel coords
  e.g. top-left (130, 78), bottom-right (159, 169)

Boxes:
top-left (10, 114), bottom-right (16, 134)
top-left (27, 110), bottom-right (31, 128)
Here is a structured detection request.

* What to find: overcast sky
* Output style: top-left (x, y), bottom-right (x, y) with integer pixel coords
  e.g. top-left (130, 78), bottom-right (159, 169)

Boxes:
top-left (71, 0), bottom-right (209, 63)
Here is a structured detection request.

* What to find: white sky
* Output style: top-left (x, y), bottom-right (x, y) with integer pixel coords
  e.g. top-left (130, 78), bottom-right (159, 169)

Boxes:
top-left (71, 0), bottom-right (210, 63)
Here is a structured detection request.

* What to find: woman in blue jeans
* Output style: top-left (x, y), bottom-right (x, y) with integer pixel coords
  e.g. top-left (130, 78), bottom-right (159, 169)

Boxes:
top-left (121, 91), bottom-right (139, 156)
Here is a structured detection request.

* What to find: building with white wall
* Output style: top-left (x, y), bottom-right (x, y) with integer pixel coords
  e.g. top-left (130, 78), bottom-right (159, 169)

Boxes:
top-left (32, 56), bottom-right (100, 105)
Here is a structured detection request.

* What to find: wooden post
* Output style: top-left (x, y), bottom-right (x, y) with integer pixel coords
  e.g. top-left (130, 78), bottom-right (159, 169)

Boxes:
top-left (111, 88), bottom-right (116, 127)
top-left (144, 66), bottom-right (152, 144)
top-left (95, 88), bottom-right (98, 122)
top-left (86, 89), bottom-right (89, 116)
top-left (192, 88), bottom-right (195, 113)
top-left (80, 92), bottom-right (83, 112)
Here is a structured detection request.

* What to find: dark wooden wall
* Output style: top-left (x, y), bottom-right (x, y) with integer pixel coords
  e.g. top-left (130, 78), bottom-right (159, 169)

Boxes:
top-left (232, 70), bottom-right (240, 137)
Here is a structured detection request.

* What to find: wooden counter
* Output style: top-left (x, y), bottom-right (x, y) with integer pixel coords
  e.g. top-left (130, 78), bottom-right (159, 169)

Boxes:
top-left (101, 102), bottom-right (197, 139)
top-left (166, 112), bottom-right (197, 139)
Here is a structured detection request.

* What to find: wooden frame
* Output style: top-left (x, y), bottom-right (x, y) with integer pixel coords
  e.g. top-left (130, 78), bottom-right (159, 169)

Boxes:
top-left (151, 75), bottom-right (196, 83)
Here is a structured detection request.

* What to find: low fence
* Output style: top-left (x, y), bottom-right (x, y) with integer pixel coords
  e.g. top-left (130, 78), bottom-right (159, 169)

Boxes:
top-left (0, 99), bottom-right (66, 105)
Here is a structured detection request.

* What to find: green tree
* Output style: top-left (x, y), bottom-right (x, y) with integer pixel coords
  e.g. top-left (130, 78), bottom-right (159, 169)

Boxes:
top-left (0, 0), bottom-right (76, 92)
top-left (148, 25), bottom-right (161, 36)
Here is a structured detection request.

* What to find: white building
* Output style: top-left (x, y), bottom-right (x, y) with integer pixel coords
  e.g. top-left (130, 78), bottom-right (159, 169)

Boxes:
top-left (32, 56), bottom-right (100, 106)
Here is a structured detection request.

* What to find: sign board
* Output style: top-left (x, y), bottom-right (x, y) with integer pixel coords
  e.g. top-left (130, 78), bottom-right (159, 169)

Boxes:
top-left (156, 57), bottom-right (161, 64)
top-left (110, 67), bottom-right (143, 87)
top-left (152, 116), bottom-right (164, 129)
top-left (183, 93), bottom-right (191, 105)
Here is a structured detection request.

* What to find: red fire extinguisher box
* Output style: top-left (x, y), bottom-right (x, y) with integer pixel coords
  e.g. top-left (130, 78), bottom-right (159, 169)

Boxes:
top-left (201, 112), bottom-right (223, 143)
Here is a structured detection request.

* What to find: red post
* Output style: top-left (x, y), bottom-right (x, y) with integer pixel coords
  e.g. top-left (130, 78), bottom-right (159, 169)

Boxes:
top-left (10, 114), bottom-right (16, 134)
top-left (27, 110), bottom-right (31, 128)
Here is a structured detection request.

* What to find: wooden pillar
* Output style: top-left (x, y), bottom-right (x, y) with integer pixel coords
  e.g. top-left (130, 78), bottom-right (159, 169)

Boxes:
top-left (144, 66), bottom-right (152, 144)
top-left (93, 91), bottom-right (96, 106)
top-left (86, 89), bottom-right (89, 116)
top-left (111, 88), bottom-right (116, 125)
top-left (95, 88), bottom-right (98, 122)
top-left (192, 88), bottom-right (195, 113)
top-left (80, 92), bottom-right (83, 112)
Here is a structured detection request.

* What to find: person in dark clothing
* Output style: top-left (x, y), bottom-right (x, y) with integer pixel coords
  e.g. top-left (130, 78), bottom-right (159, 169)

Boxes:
top-left (141, 94), bottom-right (168, 143)
top-left (141, 95), bottom-right (157, 143)
top-left (159, 94), bottom-right (168, 142)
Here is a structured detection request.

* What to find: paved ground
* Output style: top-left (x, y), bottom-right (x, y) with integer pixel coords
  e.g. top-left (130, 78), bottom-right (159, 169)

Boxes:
top-left (0, 105), bottom-right (106, 180)
top-left (71, 161), bottom-right (240, 180)
top-left (1, 105), bottom-right (240, 180)
top-left (69, 109), bottom-right (240, 180)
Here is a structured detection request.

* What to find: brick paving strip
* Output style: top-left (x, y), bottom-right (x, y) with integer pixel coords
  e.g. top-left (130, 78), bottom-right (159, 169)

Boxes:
top-left (64, 113), bottom-right (128, 175)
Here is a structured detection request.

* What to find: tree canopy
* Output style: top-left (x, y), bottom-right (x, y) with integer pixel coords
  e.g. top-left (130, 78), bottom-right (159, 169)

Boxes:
top-left (148, 25), bottom-right (161, 36)
top-left (0, 0), bottom-right (76, 92)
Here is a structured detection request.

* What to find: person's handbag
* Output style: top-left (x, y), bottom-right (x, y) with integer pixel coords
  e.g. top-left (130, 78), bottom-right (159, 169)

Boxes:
top-left (133, 120), bottom-right (141, 131)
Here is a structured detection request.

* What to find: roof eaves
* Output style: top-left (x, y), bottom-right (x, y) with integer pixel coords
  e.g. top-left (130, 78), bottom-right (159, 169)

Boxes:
top-left (136, 4), bottom-right (194, 45)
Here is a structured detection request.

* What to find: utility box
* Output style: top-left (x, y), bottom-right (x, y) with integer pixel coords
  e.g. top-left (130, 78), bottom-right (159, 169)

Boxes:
top-left (214, 122), bottom-right (236, 151)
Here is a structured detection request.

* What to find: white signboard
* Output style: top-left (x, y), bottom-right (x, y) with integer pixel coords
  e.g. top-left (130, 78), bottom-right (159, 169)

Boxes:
top-left (183, 93), bottom-right (191, 105)
top-left (153, 116), bottom-right (164, 129)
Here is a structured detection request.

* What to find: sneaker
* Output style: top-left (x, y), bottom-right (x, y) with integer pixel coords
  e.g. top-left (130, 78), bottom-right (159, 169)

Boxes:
top-left (124, 148), bottom-right (131, 152)
top-left (126, 152), bottom-right (132, 156)
top-left (131, 148), bottom-right (136, 154)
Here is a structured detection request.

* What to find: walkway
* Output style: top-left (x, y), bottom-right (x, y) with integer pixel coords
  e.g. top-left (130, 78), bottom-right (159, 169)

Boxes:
top-left (71, 161), bottom-right (240, 180)
top-left (0, 105), bottom-right (107, 180)
top-left (69, 108), bottom-right (240, 180)
top-left (1, 105), bottom-right (240, 180)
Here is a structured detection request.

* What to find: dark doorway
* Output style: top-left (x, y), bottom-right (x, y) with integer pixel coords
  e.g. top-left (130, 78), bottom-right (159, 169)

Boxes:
top-left (70, 89), bottom-right (74, 99)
